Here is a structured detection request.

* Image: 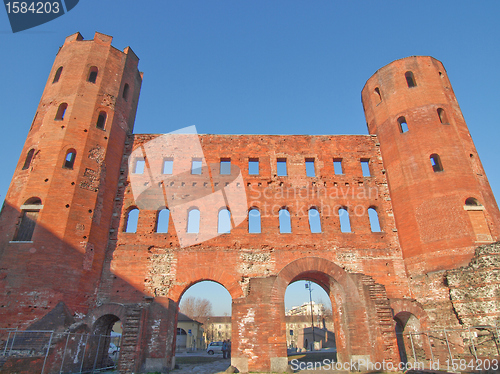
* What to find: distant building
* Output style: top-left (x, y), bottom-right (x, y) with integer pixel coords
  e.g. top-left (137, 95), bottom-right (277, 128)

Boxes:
top-left (177, 313), bottom-right (204, 350)
top-left (204, 316), bottom-right (232, 343)
top-left (285, 315), bottom-right (334, 349)
top-left (286, 301), bottom-right (326, 316)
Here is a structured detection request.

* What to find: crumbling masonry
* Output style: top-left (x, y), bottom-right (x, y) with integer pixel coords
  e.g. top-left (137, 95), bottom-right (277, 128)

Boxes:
top-left (0, 32), bottom-right (499, 373)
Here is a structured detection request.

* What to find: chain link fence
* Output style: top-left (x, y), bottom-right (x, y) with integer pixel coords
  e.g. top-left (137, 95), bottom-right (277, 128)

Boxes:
top-left (0, 328), bottom-right (121, 374)
top-left (402, 323), bottom-right (500, 370)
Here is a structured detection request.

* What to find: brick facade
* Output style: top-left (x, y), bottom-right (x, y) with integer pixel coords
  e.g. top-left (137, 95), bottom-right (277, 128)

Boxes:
top-left (0, 33), bottom-right (499, 373)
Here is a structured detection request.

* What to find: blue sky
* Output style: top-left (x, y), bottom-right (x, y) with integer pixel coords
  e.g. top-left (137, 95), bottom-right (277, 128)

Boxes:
top-left (1, 1), bottom-right (499, 315)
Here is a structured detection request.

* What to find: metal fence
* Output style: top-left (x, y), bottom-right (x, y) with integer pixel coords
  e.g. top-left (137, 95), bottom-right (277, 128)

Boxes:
top-left (402, 324), bottom-right (500, 370)
top-left (0, 328), bottom-right (121, 374)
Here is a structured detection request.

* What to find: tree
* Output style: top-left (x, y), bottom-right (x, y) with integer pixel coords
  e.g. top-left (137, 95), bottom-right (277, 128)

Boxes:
top-left (180, 296), bottom-right (213, 321)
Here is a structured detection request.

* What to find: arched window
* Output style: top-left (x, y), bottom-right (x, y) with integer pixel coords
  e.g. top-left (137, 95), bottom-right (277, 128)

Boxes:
top-left (398, 116), bottom-right (409, 133)
top-left (308, 208), bottom-right (321, 233)
top-left (63, 149), bottom-right (76, 169)
top-left (339, 207), bottom-right (351, 233)
top-left (52, 66), bottom-right (63, 83)
top-left (368, 207), bottom-right (381, 232)
top-left (405, 71), bottom-right (416, 88)
top-left (279, 208), bottom-right (291, 233)
top-left (87, 66), bottom-right (98, 83)
top-left (248, 208), bottom-right (261, 233)
top-left (13, 198), bottom-right (42, 242)
top-left (437, 108), bottom-right (449, 124)
top-left (218, 208), bottom-right (231, 234)
top-left (187, 208), bottom-right (200, 233)
top-left (96, 111), bottom-right (107, 130)
top-left (55, 103), bottom-right (68, 120)
top-left (156, 208), bottom-right (170, 233)
top-left (22, 149), bottom-right (35, 170)
top-left (374, 87), bottom-right (382, 103)
top-left (430, 154), bottom-right (443, 172)
top-left (465, 197), bottom-right (481, 206)
top-left (123, 84), bottom-right (130, 101)
top-left (125, 208), bottom-right (139, 233)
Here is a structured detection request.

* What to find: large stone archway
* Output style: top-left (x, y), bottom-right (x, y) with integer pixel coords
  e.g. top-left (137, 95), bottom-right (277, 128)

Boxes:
top-left (229, 257), bottom-right (401, 373)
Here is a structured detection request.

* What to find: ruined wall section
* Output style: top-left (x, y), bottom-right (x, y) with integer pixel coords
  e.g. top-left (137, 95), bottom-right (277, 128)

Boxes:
top-left (447, 242), bottom-right (500, 327)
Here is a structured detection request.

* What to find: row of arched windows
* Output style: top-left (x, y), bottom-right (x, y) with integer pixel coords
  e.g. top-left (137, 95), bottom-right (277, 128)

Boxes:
top-left (397, 108), bottom-right (449, 133)
top-left (21, 147), bottom-right (76, 170)
top-left (123, 206), bottom-right (383, 234)
top-left (53, 102), bottom-right (108, 130)
top-left (374, 70), bottom-right (448, 105)
top-left (52, 65), bottom-right (130, 104)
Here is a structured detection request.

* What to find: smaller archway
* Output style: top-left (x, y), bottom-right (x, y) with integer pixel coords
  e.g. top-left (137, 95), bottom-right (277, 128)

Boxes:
top-left (55, 103), bottom-right (68, 120)
top-left (22, 149), bottom-right (35, 170)
top-left (308, 208), bottom-right (321, 233)
top-left (87, 66), bottom-right (98, 83)
top-left (187, 208), bottom-right (200, 233)
top-left (394, 312), bottom-right (424, 364)
top-left (338, 207), bottom-right (351, 232)
top-left (124, 207), bottom-right (139, 233)
top-left (248, 208), bottom-right (261, 233)
top-left (218, 208), bottom-right (231, 234)
top-left (88, 314), bottom-right (122, 371)
top-left (179, 281), bottom-right (232, 352)
top-left (279, 208), bottom-right (291, 233)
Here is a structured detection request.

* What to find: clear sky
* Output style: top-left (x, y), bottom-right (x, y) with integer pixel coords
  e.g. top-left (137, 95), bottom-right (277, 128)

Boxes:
top-left (1, 2), bottom-right (499, 316)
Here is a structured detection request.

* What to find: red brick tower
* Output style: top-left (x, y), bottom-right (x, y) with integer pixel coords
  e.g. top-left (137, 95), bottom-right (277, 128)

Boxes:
top-left (362, 56), bottom-right (500, 277)
top-left (0, 32), bottom-right (142, 327)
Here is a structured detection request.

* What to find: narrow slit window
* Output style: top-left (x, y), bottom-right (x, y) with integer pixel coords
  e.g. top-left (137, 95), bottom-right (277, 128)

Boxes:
top-left (55, 103), bottom-right (68, 120)
top-left (308, 208), bottom-right (321, 233)
top-left (123, 84), bottom-right (130, 101)
top-left (191, 159), bottom-right (202, 175)
top-left (405, 71), bottom-right (416, 88)
top-left (465, 197), bottom-right (481, 206)
top-left (361, 159), bottom-right (371, 177)
top-left (339, 208), bottom-right (351, 233)
top-left (156, 208), bottom-right (170, 233)
top-left (333, 159), bottom-right (343, 175)
top-left (248, 158), bottom-right (259, 175)
top-left (13, 198), bottom-right (42, 242)
top-left (430, 154), bottom-right (443, 172)
top-left (398, 116), bottom-right (409, 133)
top-left (305, 158), bottom-right (315, 177)
top-left (374, 87), bottom-right (382, 103)
top-left (125, 208), bottom-right (139, 233)
top-left (163, 158), bottom-right (173, 175)
top-left (368, 207), bottom-right (381, 232)
top-left (437, 108), bottom-right (449, 124)
top-left (220, 159), bottom-right (231, 175)
top-left (279, 208), bottom-right (291, 233)
top-left (87, 66), bottom-right (98, 83)
top-left (187, 209), bottom-right (200, 233)
top-left (96, 111), bottom-right (106, 130)
top-left (248, 208), bottom-right (261, 233)
top-left (52, 66), bottom-right (63, 83)
top-left (218, 208), bottom-right (231, 234)
top-left (63, 149), bottom-right (76, 169)
top-left (277, 158), bottom-right (287, 176)
top-left (22, 149), bottom-right (35, 170)
top-left (134, 159), bottom-right (145, 174)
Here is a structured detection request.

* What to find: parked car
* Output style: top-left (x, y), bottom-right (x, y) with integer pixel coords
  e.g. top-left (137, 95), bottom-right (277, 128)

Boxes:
top-left (206, 341), bottom-right (223, 355)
